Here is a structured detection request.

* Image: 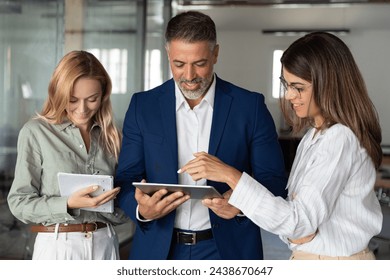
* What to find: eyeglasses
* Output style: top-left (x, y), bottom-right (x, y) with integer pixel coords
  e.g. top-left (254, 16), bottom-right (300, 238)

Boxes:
top-left (279, 77), bottom-right (312, 99)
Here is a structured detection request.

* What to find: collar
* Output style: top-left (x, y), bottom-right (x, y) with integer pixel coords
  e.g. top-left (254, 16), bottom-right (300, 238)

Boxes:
top-left (55, 119), bottom-right (101, 132)
top-left (308, 126), bottom-right (328, 145)
top-left (175, 74), bottom-right (216, 112)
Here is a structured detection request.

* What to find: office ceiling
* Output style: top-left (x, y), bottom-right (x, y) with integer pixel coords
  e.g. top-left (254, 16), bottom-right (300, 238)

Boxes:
top-left (176, 0), bottom-right (390, 4)
top-left (2, 0), bottom-right (390, 34)
top-left (174, 0), bottom-right (390, 32)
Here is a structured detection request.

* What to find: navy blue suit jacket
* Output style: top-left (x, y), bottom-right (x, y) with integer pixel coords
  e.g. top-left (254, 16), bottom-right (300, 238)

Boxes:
top-left (116, 76), bottom-right (287, 260)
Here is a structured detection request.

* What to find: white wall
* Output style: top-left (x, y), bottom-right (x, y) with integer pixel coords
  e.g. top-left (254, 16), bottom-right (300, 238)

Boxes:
top-left (214, 29), bottom-right (390, 144)
top-left (350, 30), bottom-right (390, 145)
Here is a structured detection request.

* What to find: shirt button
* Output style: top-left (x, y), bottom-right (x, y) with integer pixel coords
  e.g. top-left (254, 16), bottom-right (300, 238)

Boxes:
top-left (79, 144), bottom-right (84, 149)
top-left (84, 232), bottom-right (92, 238)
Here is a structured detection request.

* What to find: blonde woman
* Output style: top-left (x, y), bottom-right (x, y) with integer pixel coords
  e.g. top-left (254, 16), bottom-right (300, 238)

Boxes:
top-left (8, 50), bottom-right (129, 260)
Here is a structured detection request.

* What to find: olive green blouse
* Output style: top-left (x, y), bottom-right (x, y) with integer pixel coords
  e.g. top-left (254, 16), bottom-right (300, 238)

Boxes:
top-left (7, 118), bottom-right (129, 226)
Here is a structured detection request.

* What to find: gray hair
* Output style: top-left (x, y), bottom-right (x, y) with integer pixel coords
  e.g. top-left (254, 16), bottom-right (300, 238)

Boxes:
top-left (165, 11), bottom-right (217, 50)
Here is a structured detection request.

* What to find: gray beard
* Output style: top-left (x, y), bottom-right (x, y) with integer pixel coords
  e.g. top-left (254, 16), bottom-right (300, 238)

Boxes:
top-left (180, 88), bottom-right (205, 100)
top-left (177, 76), bottom-right (212, 100)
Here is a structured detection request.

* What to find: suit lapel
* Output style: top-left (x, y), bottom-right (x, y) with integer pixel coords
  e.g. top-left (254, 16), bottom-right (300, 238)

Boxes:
top-left (209, 78), bottom-right (233, 155)
top-left (158, 80), bottom-right (178, 169)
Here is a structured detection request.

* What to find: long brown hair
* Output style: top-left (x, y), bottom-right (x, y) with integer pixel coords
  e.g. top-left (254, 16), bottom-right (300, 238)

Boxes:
top-left (280, 32), bottom-right (382, 169)
top-left (37, 50), bottom-right (121, 161)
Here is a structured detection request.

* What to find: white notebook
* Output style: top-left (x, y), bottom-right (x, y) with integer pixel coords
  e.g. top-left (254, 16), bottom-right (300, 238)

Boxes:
top-left (57, 172), bottom-right (114, 213)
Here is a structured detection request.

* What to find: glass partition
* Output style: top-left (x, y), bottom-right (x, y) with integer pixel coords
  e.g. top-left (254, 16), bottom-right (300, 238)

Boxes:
top-left (0, 0), bottom-right (170, 259)
top-left (0, 0), bottom-right (64, 259)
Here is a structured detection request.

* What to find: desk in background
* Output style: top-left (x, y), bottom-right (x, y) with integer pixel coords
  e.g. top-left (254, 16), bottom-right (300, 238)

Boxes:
top-left (375, 154), bottom-right (390, 242)
top-left (376, 153), bottom-right (390, 201)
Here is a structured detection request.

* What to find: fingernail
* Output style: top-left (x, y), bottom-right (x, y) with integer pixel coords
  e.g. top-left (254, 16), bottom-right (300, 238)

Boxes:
top-left (177, 169), bottom-right (182, 173)
top-left (92, 186), bottom-right (98, 190)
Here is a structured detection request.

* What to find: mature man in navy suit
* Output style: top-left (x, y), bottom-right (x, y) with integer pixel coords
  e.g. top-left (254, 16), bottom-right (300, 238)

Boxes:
top-left (115, 11), bottom-right (287, 260)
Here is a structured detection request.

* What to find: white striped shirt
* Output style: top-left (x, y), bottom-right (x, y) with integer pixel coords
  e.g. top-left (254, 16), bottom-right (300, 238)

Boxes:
top-left (229, 124), bottom-right (382, 257)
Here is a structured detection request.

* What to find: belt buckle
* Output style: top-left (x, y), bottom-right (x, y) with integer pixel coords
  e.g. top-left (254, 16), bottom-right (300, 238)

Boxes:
top-left (179, 231), bottom-right (197, 245)
top-left (90, 222), bottom-right (98, 232)
top-left (82, 222), bottom-right (98, 232)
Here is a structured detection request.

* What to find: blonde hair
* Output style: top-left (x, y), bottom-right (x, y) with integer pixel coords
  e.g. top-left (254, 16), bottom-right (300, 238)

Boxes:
top-left (37, 50), bottom-right (121, 161)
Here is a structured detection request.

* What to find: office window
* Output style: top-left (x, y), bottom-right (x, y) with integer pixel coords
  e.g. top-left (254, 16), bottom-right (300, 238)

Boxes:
top-left (144, 49), bottom-right (162, 90)
top-left (272, 49), bottom-right (283, 99)
top-left (88, 48), bottom-right (128, 94)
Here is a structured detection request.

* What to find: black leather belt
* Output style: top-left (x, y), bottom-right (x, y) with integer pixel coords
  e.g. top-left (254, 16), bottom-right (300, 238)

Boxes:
top-left (174, 229), bottom-right (213, 245)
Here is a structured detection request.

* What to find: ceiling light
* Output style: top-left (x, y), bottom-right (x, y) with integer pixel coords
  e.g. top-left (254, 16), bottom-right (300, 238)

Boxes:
top-left (262, 28), bottom-right (350, 36)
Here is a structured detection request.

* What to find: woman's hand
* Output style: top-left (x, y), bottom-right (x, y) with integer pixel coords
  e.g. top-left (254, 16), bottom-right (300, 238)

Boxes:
top-left (67, 185), bottom-right (120, 209)
top-left (178, 152), bottom-right (242, 190)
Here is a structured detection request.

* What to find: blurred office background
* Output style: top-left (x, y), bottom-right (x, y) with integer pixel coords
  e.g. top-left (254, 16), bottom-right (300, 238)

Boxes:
top-left (1, 0), bottom-right (390, 259)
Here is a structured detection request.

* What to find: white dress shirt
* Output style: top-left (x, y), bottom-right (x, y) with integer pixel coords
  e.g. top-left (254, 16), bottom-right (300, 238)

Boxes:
top-left (174, 76), bottom-right (216, 230)
top-left (229, 123), bottom-right (382, 257)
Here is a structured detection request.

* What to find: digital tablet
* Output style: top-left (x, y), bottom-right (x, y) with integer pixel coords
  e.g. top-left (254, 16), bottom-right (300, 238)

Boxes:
top-left (133, 182), bottom-right (223, 200)
top-left (57, 172), bottom-right (114, 213)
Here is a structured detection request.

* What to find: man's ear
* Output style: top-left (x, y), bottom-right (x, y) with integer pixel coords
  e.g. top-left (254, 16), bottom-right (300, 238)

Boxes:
top-left (213, 44), bottom-right (219, 64)
top-left (165, 44), bottom-right (170, 60)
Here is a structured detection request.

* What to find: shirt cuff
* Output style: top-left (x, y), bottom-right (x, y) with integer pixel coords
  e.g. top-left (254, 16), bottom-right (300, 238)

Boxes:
top-left (136, 205), bottom-right (153, 222)
top-left (229, 172), bottom-right (267, 217)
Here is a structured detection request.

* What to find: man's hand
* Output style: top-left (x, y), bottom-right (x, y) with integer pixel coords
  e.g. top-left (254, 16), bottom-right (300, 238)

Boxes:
top-left (202, 189), bottom-right (241, 219)
top-left (135, 187), bottom-right (190, 220)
